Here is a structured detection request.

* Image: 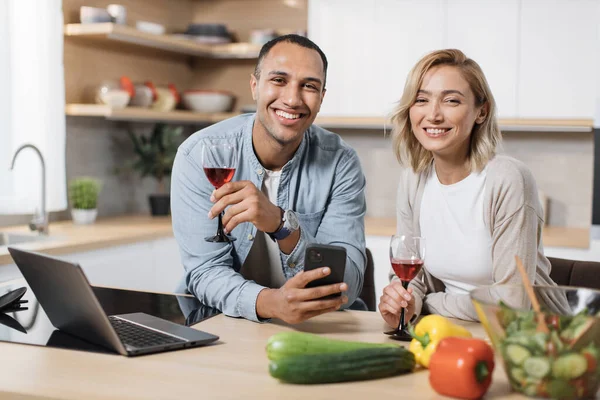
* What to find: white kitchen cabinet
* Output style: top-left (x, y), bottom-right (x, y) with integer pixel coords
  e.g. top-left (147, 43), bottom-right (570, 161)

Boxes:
top-left (309, 0), bottom-right (445, 117)
top-left (61, 242), bottom-right (156, 291)
top-left (309, 0), bottom-right (600, 121)
top-left (518, 0), bottom-right (598, 119)
top-left (151, 237), bottom-right (185, 293)
top-left (60, 238), bottom-right (184, 293)
top-left (0, 238), bottom-right (185, 292)
top-left (308, 0), bottom-right (378, 117)
top-left (446, 0), bottom-right (520, 118)
top-left (373, 0), bottom-right (446, 117)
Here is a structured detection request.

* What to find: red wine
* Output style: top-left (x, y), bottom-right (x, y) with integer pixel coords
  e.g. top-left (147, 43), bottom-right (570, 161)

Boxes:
top-left (391, 258), bottom-right (424, 282)
top-left (204, 168), bottom-right (235, 188)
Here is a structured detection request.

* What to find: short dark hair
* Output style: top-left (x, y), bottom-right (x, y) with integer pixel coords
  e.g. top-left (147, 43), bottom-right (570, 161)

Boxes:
top-left (254, 34), bottom-right (328, 89)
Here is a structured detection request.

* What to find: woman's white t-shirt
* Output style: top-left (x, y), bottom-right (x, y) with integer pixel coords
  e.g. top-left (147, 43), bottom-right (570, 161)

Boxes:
top-left (419, 164), bottom-right (493, 295)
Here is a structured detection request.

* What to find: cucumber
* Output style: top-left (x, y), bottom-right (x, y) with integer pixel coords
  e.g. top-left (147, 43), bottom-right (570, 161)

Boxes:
top-left (529, 332), bottom-right (549, 355)
top-left (551, 353), bottom-right (588, 380)
top-left (268, 347), bottom-right (415, 384)
top-left (546, 379), bottom-right (576, 399)
top-left (523, 384), bottom-right (540, 397)
top-left (549, 330), bottom-right (565, 354)
top-left (505, 344), bottom-right (531, 366)
top-left (504, 331), bottom-right (535, 349)
top-left (510, 367), bottom-right (527, 386)
top-left (266, 332), bottom-right (399, 361)
top-left (523, 356), bottom-right (551, 379)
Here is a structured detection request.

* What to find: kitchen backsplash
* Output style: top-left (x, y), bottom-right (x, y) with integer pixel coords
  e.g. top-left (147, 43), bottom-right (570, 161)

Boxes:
top-left (0, 119), bottom-right (593, 229)
top-left (339, 128), bottom-right (593, 228)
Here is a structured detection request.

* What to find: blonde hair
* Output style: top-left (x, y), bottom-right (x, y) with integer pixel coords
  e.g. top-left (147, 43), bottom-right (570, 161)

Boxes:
top-left (391, 49), bottom-right (501, 172)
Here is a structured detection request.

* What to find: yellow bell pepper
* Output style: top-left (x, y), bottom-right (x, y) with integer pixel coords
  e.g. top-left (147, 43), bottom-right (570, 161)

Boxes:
top-left (408, 315), bottom-right (472, 368)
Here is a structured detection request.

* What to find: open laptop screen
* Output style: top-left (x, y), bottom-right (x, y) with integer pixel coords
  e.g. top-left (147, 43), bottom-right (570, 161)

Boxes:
top-left (0, 279), bottom-right (220, 354)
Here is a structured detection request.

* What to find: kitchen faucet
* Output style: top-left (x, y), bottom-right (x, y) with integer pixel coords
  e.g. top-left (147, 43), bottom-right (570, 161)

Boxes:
top-left (9, 144), bottom-right (48, 235)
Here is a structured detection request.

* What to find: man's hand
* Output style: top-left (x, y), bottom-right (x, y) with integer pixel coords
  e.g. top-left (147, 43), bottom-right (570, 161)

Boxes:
top-left (208, 181), bottom-right (281, 234)
top-left (256, 267), bottom-right (349, 324)
top-left (378, 281), bottom-right (415, 328)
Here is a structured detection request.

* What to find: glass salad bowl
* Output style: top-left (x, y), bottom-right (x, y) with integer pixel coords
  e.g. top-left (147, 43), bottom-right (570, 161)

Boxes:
top-left (470, 285), bottom-right (600, 399)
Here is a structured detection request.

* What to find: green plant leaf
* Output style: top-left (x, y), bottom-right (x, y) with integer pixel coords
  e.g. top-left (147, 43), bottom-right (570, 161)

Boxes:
top-left (118, 124), bottom-right (184, 192)
top-left (68, 177), bottom-right (101, 209)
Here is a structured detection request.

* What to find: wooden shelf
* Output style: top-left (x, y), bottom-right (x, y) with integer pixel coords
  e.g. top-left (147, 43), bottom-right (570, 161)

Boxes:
top-left (64, 23), bottom-right (261, 59)
top-left (65, 104), bottom-right (236, 124)
top-left (314, 116), bottom-right (594, 132)
top-left (66, 104), bottom-right (595, 132)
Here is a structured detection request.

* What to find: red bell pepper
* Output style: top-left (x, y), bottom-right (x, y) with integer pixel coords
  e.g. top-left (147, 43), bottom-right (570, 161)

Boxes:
top-left (429, 337), bottom-right (495, 400)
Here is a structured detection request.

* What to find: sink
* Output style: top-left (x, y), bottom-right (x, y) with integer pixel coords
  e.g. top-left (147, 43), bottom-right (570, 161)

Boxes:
top-left (0, 232), bottom-right (51, 247)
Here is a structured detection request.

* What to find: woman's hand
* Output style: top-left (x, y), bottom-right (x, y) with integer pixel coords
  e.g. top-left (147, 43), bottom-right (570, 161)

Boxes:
top-left (378, 281), bottom-right (415, 327)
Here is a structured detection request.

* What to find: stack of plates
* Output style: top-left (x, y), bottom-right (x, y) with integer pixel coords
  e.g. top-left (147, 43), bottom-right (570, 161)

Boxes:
top-left (173, 23), bottom-right (232, 44)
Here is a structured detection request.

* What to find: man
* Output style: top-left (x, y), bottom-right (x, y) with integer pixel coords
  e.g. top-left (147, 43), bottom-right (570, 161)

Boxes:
top-left (171, 34), bottom-right (366, 323)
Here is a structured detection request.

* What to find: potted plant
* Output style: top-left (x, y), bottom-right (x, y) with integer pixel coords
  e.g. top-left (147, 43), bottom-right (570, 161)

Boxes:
top-left (124, 123), bottom-right (183, 216)
top-left (68, 177), bottom-right (102, 224)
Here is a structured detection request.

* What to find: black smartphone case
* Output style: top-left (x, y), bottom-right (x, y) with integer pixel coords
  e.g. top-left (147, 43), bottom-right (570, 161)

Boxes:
top-left (304, 244), bottom-right (347, 296)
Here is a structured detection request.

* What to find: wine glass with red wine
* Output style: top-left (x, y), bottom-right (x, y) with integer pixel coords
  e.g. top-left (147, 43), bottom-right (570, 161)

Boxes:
top-left (202, 142), bottom-right (237, 243)
top-left (384, 234), bottom-right (425, 341)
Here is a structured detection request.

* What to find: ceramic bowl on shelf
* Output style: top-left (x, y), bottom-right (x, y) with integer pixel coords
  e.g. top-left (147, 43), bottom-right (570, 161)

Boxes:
top-left (151, 83), bottom-right (180, 112)
top-left (106, 4), bottom-right (127, 25)
top-left (470, 284), bottom-right (600, 399)
top-left (80, 6), bottom-right (113, 24)
top-left (182, 90), bottom-right (235, 113)
top-left (130, 82), bottom-right (157, 108)
top-left (136, 21), bottom-right (166, 35)
top-left (95, 77), bottom-right (134, 109)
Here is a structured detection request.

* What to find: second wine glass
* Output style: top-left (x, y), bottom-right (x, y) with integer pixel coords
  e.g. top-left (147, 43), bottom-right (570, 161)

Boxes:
top-left (202, 142), bottom-right (237, 243)
top-left (384, 234), bottom-right (425, 341)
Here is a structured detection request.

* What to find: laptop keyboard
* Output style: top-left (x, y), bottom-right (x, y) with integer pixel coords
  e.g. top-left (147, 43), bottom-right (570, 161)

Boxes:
top-left (108, 316), bottom-right (185, 348)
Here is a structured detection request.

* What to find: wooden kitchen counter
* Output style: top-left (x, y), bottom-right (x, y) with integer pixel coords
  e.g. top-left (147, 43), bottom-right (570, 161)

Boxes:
top-left (0, 215), bottom-right (590, 265)
top-left (0, 216), bottom-right (173, 265)
top-left (364, 217), bottom-right (591, 249)
top-left (0, 310), bottom-right (527, 400)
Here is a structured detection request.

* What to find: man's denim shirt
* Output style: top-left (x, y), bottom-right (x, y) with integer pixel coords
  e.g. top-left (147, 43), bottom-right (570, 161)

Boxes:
top-left (171, 114), bottom-right (367, 322)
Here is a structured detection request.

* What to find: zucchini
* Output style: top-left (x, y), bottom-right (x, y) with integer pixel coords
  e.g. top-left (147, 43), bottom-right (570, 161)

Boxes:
top-left (266, 332), bottom-right (399, 361)
top-left (269, 346), bottom-right (415, 384)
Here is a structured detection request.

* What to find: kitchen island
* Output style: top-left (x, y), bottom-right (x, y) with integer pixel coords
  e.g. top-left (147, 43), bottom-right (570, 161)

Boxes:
top-left (0, 285), bottom-right (528, 399)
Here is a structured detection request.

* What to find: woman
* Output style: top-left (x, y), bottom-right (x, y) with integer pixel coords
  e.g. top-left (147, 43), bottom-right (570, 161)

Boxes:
top-left (379, 49), bottom-right (555, 326)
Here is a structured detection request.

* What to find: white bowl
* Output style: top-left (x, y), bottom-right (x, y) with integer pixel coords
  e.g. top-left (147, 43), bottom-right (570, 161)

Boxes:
top-left (182, 91), bottom-right (234, 113)
top-left (107, 4), bottom-right (127, 25)
top-left (97, 89), bottom-right (130, 109)
top-left (136, 21), bottom-right (166, 35)
top-left (80, 6), bottom-right (113, 24)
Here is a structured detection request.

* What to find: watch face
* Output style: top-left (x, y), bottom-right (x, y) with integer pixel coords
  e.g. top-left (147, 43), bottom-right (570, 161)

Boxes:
top-left (285, 210), bottom-right (300, 230)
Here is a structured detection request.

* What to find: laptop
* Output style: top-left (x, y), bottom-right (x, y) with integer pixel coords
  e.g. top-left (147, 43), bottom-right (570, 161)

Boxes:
top-left (8, 247), bottom-right (219, 356)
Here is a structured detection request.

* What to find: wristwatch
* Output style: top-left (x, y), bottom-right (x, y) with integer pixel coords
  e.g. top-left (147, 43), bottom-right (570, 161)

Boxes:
top-left (267, 209), bottom-right (299, 241)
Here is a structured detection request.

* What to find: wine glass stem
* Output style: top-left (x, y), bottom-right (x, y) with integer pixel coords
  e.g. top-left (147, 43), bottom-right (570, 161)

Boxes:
top-left (396, 280), bottom-right (410, 331)
top-left (217, 212), bottom-right (226, 237)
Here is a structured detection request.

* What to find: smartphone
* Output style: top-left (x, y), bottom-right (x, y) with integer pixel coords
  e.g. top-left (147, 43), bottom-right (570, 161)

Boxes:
top-left (304, 244), bottom-right (347, 297)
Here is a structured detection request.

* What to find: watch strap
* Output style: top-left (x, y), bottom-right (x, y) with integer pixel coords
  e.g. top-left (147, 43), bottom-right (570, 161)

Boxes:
top-left (267, 208), bottom-right (293, 241)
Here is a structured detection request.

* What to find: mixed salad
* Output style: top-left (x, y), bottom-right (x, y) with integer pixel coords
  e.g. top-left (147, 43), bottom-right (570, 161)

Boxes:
top-left (496, 303), bottom-right (600, 399)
